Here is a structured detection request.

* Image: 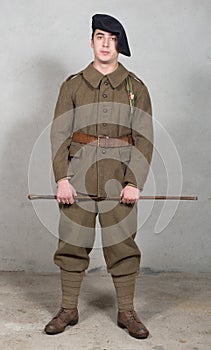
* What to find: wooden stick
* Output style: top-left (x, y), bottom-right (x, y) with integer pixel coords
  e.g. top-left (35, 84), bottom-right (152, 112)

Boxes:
top-left (28, 194), bottom-right (198, 201)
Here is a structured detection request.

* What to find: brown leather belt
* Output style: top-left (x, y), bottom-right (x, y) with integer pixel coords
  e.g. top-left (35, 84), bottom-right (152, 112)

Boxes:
top-left (71, 132), bottom-right (133, 148)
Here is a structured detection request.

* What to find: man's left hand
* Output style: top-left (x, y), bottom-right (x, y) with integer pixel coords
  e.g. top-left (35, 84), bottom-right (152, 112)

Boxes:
top-left (120, 185), bottom-right (140, 205)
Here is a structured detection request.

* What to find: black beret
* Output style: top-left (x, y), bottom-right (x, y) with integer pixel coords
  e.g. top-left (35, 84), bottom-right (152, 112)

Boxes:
top-left (92, 14), bottom-right (131, 57)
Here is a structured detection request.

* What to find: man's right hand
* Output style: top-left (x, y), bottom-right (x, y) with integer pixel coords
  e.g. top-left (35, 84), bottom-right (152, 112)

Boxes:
top-left (56, 179), bottom-right (77, 205)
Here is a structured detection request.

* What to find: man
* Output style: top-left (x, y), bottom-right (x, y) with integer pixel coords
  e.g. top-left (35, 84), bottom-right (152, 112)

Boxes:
top-left (45, 14), bottom-right (153, 339)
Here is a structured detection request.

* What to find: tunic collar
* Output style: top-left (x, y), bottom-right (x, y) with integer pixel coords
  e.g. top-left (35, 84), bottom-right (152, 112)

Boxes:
top-left (82, 62), bottom-right (129, 88)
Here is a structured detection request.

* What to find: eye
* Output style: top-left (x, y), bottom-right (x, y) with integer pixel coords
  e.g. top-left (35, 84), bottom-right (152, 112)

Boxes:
top-left (97, 35), bottom-right (103, 40)
top-left (111, 36), bottom-right (117, 41)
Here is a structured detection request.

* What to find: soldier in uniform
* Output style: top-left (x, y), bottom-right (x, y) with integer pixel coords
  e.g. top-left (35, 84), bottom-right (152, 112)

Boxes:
top-left (45, 14), bottom-right (153, 339)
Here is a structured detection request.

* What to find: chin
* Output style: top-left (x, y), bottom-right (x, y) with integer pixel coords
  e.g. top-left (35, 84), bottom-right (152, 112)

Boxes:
top-left (98, 54), bottom-right (111, 61)
top-left (98, 58), bottom-right (111, 64)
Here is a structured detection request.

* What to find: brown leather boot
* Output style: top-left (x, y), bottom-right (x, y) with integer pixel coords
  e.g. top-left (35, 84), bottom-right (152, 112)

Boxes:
top-left (117, 310), bottom-right (149, 339)
top-left (44, 307), bottom-right (78, 335)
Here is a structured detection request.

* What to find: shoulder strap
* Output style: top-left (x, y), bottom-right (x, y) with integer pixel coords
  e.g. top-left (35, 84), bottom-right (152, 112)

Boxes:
top-left (128, 71), bottom-right (143, 84)
top-left (66, 71), bottom-right (83, 82)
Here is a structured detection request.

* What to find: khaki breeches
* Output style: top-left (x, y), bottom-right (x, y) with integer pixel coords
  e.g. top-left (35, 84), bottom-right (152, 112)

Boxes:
top-left (54, 200), bottom-right (141, 277)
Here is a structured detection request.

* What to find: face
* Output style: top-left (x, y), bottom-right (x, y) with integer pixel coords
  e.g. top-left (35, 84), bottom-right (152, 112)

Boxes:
top-left (91, 29), bottom-right (119, 65)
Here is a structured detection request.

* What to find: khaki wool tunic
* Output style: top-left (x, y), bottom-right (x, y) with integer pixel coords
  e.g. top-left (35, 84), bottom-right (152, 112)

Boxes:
top-left (51, 62), bottom-right (153, 198)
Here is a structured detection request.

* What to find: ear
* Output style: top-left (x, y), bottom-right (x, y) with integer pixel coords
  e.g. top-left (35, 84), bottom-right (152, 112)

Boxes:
top-left (91, 39), bottom-right (94, 49)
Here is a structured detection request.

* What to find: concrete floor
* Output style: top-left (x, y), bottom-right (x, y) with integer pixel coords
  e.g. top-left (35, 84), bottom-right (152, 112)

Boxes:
top-left (0, 271), bottom-right (210, 350)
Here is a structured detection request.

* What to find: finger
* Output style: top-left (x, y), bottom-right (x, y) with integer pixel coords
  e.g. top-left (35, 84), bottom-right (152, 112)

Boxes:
top-left (69, 200), bottom-right (74, 205)
top-left (57, 194), bottom-right (63, 203)
top-left (60, 196), bottom-right (69, 204)
top-left (121, 198), bottom-right (127, 204)
top-left (69, 196), bottom-right (75, 205)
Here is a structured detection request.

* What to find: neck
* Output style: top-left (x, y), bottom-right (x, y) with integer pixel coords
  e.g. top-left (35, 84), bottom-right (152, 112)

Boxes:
top-left (93, 60), bottom-right (118, 75)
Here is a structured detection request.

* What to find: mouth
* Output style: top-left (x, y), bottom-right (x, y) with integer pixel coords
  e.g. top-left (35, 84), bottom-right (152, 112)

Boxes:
top-left (100, 50), bottom-right (110, 55)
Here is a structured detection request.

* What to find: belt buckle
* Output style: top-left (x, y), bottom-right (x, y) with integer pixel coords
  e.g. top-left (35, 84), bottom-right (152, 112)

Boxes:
top-left (97, 135), bottom-right (109, 147)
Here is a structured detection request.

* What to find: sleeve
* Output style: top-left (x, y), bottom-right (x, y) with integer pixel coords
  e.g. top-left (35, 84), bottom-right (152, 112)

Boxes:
top-left (50, 81), bottom-right (75, 182)
top-left (124, 80), bottom-right (153, 190)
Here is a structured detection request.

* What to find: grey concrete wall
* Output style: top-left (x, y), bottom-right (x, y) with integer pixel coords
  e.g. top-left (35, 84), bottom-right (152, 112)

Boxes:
top-left (0, 0), bottom-right (210, 272)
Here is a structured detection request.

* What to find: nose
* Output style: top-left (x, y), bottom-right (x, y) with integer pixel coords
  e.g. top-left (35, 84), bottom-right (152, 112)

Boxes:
top-left (103, 37), bottom-right (109, 47)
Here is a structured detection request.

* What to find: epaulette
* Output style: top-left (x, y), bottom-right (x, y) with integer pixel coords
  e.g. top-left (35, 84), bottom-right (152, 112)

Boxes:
top-left (66, 71), bottom-right (83, 82)
top-left (128, 71), bottom-right (144, 85)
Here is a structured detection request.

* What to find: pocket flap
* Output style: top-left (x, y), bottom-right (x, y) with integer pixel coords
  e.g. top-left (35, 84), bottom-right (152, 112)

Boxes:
top-left (119, 146), bottom-right (131, 162)
top-left (68, 143), bottom-right (83, 158)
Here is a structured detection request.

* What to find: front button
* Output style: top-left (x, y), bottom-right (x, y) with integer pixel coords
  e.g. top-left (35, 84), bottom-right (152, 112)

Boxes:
top-left (103, 123), bottom-right (107, 127)
top-left (103, 93), bottom-right (107, 98)
top-left (102, 149), bottom-right (106, 154)
top-left (103, 108), bottom-right (108, 113)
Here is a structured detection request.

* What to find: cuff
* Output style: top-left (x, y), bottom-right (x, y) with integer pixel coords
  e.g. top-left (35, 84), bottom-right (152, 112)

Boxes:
top-left (57, 176), bottom-right (72, 184)
top-left (125, 182), bottom-right (143, 191)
